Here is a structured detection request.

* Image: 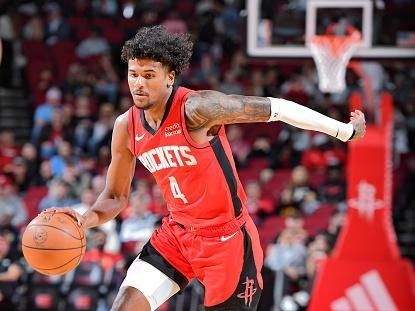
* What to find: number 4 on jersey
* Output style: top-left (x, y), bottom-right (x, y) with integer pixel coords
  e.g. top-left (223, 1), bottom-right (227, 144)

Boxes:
top-left (168, 176), bottom-right (188, 204)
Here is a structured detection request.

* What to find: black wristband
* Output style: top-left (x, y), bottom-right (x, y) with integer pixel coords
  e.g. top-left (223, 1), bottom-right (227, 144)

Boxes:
top-left (348, 128), bottom-right (356, 140)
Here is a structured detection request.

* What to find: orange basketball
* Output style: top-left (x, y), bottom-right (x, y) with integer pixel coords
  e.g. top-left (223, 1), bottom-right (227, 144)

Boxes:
top-left (22, 212), bottom-right (86, 276)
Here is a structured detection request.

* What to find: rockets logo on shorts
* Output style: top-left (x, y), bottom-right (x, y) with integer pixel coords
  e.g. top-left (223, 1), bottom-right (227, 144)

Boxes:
top-left (138, 145), bottom-right (197, 173)
top-left (237, 277), bottom-right (257, 307)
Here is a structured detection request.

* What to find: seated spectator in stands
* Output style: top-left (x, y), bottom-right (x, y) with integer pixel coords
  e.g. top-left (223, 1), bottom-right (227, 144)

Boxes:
top-left (0, 130), bottom-right (19, 173)
top-left (75, 27), bottom-right (110, 59)
top-left (120, 192), bottom-right (159, 254)
top-left (73, 95), bottom-right (94, 150)
top-left (304, 233), bottom-right (331, 293)
top-left (281, 72), bottom-right (313, 105)
top-left (91, 54), bottom-right (120, 103)
top-left (264, 219), bottom-right (308, 289)
top-left (277, 187), bottom-right (300, 216)
top-left (91, 174), bottom-right (106, 196)
top-left (88, 103), bottom-right (116, 155)
top-left (9, 157), bottom-right (31, 193)
top-left (226, 125), bottom-right (250, 167)
top-left (31, 67), bottom-right (54, 107)
top-left (44, 2), bottom-right (71, 45)
top-left (38, 178), bottom-right (78, 211)
top-left (62, 64), bottom-right (94, 97)
top-left (321, 212), bottom-right (346, 249)
top-left (218, 70), bottom-right (243, 95)
top-left (147, 183), bottom-right (167, 217)
top-left (0, 175), bottom-right (27, 229)
top-left (189, 53), bottom-right (219, 88)
top-left (62, 161), bottom-right (90, 198)
top-left (132, 179), bottom-right (152, 207)
top-left (49, 141), bottom-right (76, 177)
top-left (301, 190), bottom-right (321, 215)
top-left (20, 143), bottom-right (39, 184)
top-left (22, 15), bottom-right (44, 41)
top-left (72, 188), bottom-right (120, 253)
top-left (245, 180), bottom-right (274, 222)
top-left (291, 165), bottom-right (315, 205)
top-left (301, 134), bottom-right (329, 171)
top-left (0, 230), bottom-right (24, 311)
top-left (32, 87), bottom-right (62, 141)
top-left (249, 134), bottom-right (273, 159)
top-left (161, 10), bottom-right (188, 34)
top-left (318, 164), bottom-right (346, 204)
top-left (83, 228), bottom-right (123, 272)
top-left (36, 110), bottom-right (73, 159)
top-left (250, 69), bottom-right (266, 97)
top-left (35, 160), bottom-right (54, 186)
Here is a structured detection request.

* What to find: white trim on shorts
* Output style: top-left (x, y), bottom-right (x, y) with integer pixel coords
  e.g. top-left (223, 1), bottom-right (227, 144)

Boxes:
top-left (120, 258), bottom-right (181, 311)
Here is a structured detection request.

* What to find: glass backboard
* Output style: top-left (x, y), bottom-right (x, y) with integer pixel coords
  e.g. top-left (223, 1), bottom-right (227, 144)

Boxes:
top-left (247, 0), bottom-right (415, 58)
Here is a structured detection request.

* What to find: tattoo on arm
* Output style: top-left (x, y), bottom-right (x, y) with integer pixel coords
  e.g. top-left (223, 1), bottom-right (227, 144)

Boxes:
top-left (185, 90), bottom-right (271, 131)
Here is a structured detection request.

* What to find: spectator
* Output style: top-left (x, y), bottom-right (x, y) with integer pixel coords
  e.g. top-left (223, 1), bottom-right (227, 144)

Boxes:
top-left (37, 110), bottom-right (73, 159)
top-left (38, 179), bottom-right (78, 211)
top-left (49, 141), bottom-right (75, 177)
top-left (120, 192), bottom-right (159, 254)
top-left (0, 231), bottom-right (23, 311)
top-left (245, 180), bottom-right (274, 222)
top-left (161, 10), bottom-right (188, 34)
top-left (75, 27), bottom-right (110, 59)
top-left (88, 103), bottom-right (115, 155)
top-left (72, 188), bottom-right (120, 253)
top-left (35, 160), bottom-right (54, 186)
top-left (321, 211), bottom-right (346, 249)
top-left (9, 157), bottom-right (31, 193)
top-left (147, 183), bottom-right (167, 216)
top-left (249, 134), bottom-right (273, 159)
top-left (0, 175), bottom-right (27, 229)
top-left (73, 95), bottom-right (94, 150)
top-left (0, 130), bottom-right (19, 173)
top-left (226, 125), bottom-right (250, 167)
top-left (22, 15), bottom-right (44, 41)
top-left (318, 164), bottom-right (346, 204)
top-left (91, 54), bottom-right (119, 103)
top-left (43, 2), bottom-right (71, 44)
top-left (83, 228), bottom-right (123, 272)
top-left (218, 70), bottom-right (243, 95)
top-left (32, 87), bottom-right (62, 141)
top-left (279, 166), bottom-right (317, 215)
top-left (20, 143), bottom-right (39, 184)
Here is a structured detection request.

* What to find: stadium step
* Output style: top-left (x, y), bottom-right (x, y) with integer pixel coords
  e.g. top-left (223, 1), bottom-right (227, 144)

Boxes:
top-left (0, 87), bottom-right (32, 144)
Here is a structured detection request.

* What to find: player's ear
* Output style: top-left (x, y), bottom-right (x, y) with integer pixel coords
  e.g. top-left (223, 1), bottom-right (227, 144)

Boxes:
top-left (167, 71), bottom-right (175, 88)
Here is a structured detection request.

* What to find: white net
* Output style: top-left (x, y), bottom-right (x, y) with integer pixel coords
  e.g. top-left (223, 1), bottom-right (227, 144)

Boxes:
top-left (308, 35), bottom-right (361, 93)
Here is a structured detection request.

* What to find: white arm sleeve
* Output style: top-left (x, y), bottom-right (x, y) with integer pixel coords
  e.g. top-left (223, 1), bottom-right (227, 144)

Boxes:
top-left (268, 97), bottom-right (354, 142)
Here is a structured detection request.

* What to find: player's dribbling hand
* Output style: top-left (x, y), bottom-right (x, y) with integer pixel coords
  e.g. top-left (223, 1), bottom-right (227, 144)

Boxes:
top-left (349, 110), bottom-right (366, 140)
top-left (41, 207), bottom-right (85, 227)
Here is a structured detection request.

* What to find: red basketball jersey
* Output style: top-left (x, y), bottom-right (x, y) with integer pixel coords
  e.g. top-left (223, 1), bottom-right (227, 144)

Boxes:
top-left (127, 86), bottom-right (248, 227)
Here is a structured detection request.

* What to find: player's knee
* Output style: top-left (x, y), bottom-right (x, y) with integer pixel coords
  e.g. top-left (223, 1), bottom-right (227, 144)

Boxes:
top-left (111, 286), bottom-right (151, 311)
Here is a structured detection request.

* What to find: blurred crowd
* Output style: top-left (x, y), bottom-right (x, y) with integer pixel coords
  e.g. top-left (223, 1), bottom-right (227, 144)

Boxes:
top-left (0, 0), bottom-right (415, 310)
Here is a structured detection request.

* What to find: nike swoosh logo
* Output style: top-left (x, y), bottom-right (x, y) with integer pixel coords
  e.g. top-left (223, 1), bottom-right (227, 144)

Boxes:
top-left (220, 231), bottom-right (238, 242)
top-left (135, 133), bottom-right (145, 141)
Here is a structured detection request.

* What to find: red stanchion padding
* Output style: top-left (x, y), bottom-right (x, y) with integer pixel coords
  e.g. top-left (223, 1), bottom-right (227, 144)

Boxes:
top-left (308, 93), bottom-right (415, 311)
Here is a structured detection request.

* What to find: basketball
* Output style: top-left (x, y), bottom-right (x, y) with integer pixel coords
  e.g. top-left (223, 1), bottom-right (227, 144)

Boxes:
top-left (22, 212), bottom-right (86, 276)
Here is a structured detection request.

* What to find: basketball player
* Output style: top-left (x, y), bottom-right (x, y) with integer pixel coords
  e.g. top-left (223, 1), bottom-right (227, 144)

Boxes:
top-left (45, 26), bottom-right (366, 311)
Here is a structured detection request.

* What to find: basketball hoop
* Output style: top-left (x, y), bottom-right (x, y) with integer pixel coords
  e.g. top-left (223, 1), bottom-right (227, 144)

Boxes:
top-left (307, 34), bottom-right (362, 93)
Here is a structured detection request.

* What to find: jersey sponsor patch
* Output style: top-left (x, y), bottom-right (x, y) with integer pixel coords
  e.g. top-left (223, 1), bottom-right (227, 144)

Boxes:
top-left (164, 122), bottom-right (182, 137)
top-left (138, 145), bottom-right (197, 173)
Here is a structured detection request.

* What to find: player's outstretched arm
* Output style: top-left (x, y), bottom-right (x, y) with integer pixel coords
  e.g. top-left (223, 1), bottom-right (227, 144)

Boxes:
top-left (43, 113), bottom-right (136, 228)
top-left (185, 90), bottom-right (365, 141)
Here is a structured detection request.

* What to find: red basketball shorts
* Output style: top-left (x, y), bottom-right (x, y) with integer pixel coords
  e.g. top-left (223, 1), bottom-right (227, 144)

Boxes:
top-left (139, 215), bottom-right (264, 310)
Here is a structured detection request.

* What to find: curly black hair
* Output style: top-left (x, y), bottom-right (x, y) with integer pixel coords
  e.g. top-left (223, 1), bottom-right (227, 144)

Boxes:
top-left (121, 25), bottom-right (193, 75)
